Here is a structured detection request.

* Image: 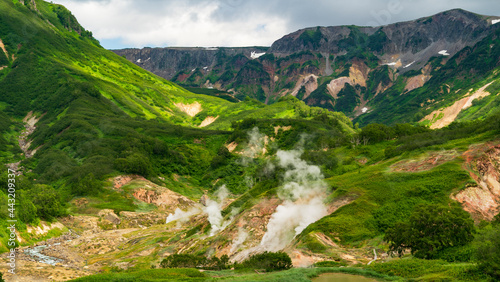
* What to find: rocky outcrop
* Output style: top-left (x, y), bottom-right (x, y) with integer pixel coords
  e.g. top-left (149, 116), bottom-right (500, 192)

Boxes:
top-left (98, 209), bottom-right (121, 225)
top-left (453, 143), bottom-right (500, 221)
top-left (112, 47), bottom-right (265, 80)
top-left (271, 9), bottom-right (498, 66)
top-left (174, 101), bottom-right (202, 117)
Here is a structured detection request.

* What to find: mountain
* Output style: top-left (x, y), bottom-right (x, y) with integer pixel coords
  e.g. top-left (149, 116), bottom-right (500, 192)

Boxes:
top-left (114, 9), bottom-right (500, 127)
top-left (1, 1), bottom-right (500, 281)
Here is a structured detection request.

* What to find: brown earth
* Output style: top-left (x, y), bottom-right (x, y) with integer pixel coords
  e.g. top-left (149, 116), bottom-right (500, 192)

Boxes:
top-left (349, 61), bottom-right (369, 88)
top-left (404, 74), bottom-right (431, 92)
top-left (422, 81), bottom-right (495, 129)
top-left (453, 142), bottom-right (500, 221)
top-left (391, 150), bottom-right (459, 172)
top-left (131, 180), bottom-right (196, 213)
top-left (290, 74), bottom-right (318, 98)
top-left (0, 38), bottom-right (8, 59)
top-left (174, 101), bottom-right (202, 117)
top-left (112, 175), bottom-right (146, 190)
top-left (326, 77), bottom-right (352, 99)
top-left (199, 116), bottom-right (219, 127)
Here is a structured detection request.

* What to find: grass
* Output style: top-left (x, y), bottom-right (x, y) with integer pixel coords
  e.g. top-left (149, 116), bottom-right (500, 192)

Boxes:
top-left (70, 267), bottom-right (401, 282)
top-left (71, 268), bottom-right (208, 281)
top-left (303, 147), bottom-right (472, 243)
top-left (367, 258), bottom-right (490, 281)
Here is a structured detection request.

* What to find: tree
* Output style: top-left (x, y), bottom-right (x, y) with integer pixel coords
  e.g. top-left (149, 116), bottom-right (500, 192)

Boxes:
top-left (17, 190), bottom-right (37, 224)
top-left (474, 224), bottom-right (500, 279)
top-left (360, 123), bottom-right (394, 144)
top-left (240, 251), bottom-right (292, 271)
top-left (30, 185), bottom-right (64, 220)
top-left (72, 173), bottom-right (101, 196)
top-left (384, 203), bottom-right (475, 259)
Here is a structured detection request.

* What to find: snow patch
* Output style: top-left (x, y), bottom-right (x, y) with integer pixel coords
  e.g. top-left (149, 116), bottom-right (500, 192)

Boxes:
top-left (438, 50), bottom-right (450, 56)
top-left (362, 107), bottom-right (368, 113)
top-left (203, 66), bottom-right (208, 70)
top-left (204, 47), bottom-right (218, 51)
top-left (384, 62), bottom-right (397, 66)
top-left (403, 61), bottom-right (415, 68)
top-left (251, 51), bottom-right (266, 59)
top-left (136, 58), bottom-right (141, 63)
top-left (492, 19), bottom-right (500, 25)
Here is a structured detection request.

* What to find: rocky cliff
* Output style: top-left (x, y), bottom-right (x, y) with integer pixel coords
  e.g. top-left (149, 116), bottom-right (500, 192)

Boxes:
top-left (113, 9), bottom-right (500, 125)
top-left (113, 46), bottom-right (267, 81)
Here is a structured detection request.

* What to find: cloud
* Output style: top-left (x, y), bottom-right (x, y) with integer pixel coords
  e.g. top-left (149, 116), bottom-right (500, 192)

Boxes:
top-left (52, 0), bottom-right (288, 48)
top-left (52, 0), bottom-right (500, 49)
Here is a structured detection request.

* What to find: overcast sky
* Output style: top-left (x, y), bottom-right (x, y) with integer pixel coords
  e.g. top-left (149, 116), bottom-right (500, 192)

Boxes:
top-left (51, 0), bottom-right (500, 50)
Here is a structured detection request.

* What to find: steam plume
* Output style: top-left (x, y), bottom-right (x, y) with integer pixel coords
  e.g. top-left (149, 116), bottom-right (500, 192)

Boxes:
top-left (260, 149), bottom-right (328, 251)
top-left (166, 207), bottom-right (201, 227)
top-left (230, 227), bottom-right (249, 253)
top-left (204, 185), bottom-right (232, 236)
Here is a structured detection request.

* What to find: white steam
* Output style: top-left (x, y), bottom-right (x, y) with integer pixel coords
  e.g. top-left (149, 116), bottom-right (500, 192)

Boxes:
top-left (230, 227), bottom-right (249, 253)
top-left (204, 185), bottom-right (233, 236)
top-left (239, 127), bottom-right (267, 166)
top-left (166, 185), bottom-right (234, 236)
top-left (260, 149), bottom-right (328, 252)
top-left (166, 207), bottom-right (201, 227)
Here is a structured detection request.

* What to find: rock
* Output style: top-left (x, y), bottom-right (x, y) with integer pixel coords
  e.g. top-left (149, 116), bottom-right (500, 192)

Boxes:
top-left (200, 194), bottom-right (209, 206)
top-left (98, 209), bottom-right (121, 225)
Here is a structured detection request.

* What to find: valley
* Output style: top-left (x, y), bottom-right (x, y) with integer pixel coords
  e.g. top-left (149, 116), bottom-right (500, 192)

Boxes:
top-left (0, 0), bottom-right (499, 281)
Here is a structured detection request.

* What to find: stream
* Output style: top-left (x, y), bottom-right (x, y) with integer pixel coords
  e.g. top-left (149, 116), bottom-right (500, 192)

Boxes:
top-left (22, 229), bottom-right (79, 266)
top-left (23, 243), bottom-right (64, 266)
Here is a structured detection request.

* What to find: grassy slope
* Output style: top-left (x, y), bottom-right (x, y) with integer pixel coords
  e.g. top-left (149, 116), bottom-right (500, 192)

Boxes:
top-left (0, 0), bottom-right (343, 130)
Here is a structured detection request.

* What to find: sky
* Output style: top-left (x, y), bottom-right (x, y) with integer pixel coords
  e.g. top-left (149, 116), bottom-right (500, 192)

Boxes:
top-left (51, 0), bottom-right (500, 50)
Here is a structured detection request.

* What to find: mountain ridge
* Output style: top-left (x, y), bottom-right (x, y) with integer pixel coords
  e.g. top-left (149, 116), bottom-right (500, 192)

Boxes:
top-left (113, 8), bottom-right (500, 127)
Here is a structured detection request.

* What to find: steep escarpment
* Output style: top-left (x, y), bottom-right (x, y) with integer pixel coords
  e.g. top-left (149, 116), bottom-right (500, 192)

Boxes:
top-left (115, 9), bottom-right (500, 125)
top-left (453, 143), bottom-right (500, 221)
top-left (113, 47), bottom-right (267, 81)
top-left (270, 9), bottom-right (494, 63)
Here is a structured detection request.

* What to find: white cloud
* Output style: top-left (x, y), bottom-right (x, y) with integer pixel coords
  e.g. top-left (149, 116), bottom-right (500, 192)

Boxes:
top-left (51, 0), bottom-right (500, 49)
top-left (52, 0), bottom-right (287, 48)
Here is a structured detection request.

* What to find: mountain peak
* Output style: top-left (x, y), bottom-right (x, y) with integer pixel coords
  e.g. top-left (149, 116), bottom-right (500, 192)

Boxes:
top-left (269, 9), bottom-right (497, 58)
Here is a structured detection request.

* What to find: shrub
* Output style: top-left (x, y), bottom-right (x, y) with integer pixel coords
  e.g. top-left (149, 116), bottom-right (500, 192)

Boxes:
top-left (160, 254), bottom-right (229, 270)
top-left (384, 203), bottom-right (475, 259)
top-left (474, 225), bottom-right (500, 279)
top-left (237, 251), bottom-right (292, 272)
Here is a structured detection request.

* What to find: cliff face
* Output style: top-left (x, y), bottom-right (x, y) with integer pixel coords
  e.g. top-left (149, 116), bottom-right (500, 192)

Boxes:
top-left (270, 9), bottom-right (494, 65)
top-left (113, 9), bottom-right (500, 125)
top-left (113, 47), bottom-right (266, 80)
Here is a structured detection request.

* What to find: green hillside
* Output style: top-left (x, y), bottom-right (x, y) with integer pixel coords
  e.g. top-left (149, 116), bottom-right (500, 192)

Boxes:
top-left (0, 0), bottom-right (354, 245)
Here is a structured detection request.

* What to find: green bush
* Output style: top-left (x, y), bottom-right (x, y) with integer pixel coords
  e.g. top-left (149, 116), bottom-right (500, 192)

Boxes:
top-left (385, 203), bottom-right (475, 259)
top-left (29, 184), bottom-right (65, 220)
top-left (160, 254), bottom-right (229, 270)
top-left (237, 251), bottom-right (292, 272)
top-left (474, 225), bottom-right (500, 279)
